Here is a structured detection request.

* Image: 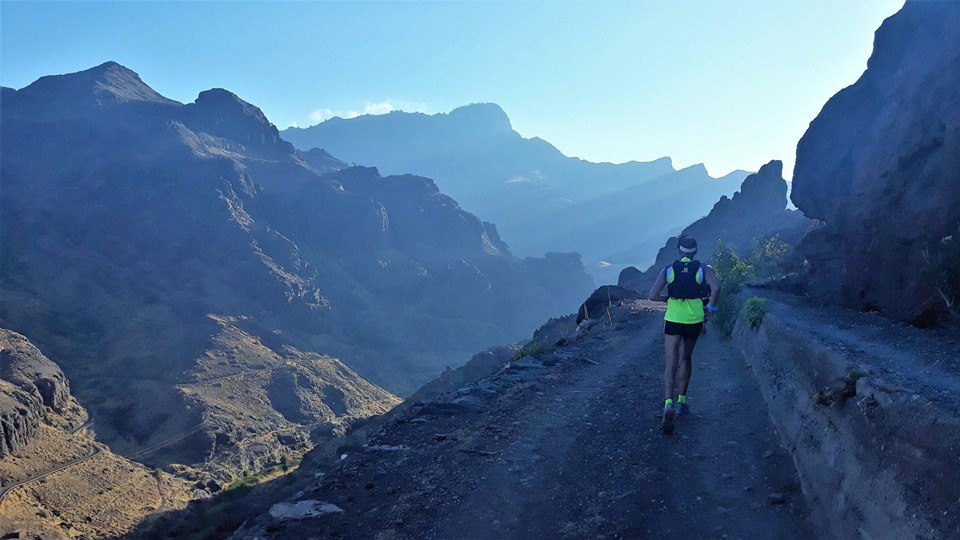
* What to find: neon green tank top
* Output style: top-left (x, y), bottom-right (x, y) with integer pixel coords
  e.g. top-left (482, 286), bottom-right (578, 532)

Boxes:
top-left (665, 298), bottom-right (705, 324)
top-left (664, 257), bottom-right (706, 324)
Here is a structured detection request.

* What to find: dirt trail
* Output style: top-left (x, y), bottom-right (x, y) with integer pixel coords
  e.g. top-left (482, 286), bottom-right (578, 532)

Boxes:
top-left (428, 316), bottom-right (810, 539)
top-left (234, 308), bottom-right (812, 539)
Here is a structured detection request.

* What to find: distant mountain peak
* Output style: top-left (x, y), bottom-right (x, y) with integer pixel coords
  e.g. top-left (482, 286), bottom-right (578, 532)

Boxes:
top-left (18, 61), bottom-right (178, 105)
top-left (448, 102), bottom-right (512, 132)
top-left (755, 159), bottom-right (783, 178)
top-left (185, 88), bottom-right (293, 156)
top-left (679, 163), bottom-right (710, 176)
top-left (194, 88), bottom-right (269, 121)
top-left (91, 60), bottom-right (126, 72)
top-left (728, 159), bottom-right (788, 213)
top-left (650, 156), bottom-right (674, 168)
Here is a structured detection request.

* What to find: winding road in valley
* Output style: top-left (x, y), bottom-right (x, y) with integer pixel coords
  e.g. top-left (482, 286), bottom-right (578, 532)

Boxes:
top-left (0, 446), bottom-right (102, 504)
top-left (0, 415), bottom-right (99, 504)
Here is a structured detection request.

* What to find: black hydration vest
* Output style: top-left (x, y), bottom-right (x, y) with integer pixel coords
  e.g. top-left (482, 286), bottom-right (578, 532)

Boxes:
top-left (666, 259), bottom-right (707, 300)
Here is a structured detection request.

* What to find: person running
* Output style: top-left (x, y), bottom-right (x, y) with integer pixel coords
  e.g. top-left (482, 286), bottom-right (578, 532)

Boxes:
top-left (647, 235), bottom-right (720, 434)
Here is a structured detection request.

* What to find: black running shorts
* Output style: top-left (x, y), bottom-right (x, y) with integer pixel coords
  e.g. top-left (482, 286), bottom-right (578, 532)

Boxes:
top-left (664, 320), bottom-right (703, 339)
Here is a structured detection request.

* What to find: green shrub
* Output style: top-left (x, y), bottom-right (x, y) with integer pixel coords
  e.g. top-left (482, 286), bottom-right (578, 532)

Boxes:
top-left (711, 241), bottom-right (756, 336)
top-left (711, 237), bottom-right (794, 335)
top-left (741, 297), bottom-right (767, 329)
top-left (514, 341), bottom-right (546, 360)
top-left (749, 235), bottom-right (792, 280)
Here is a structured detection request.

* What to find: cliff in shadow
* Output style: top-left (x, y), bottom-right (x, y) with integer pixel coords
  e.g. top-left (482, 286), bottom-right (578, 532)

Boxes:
top-left (791, 0), bottom-right (960, 325)
top-left (0, 329), bottom-right (83, 457)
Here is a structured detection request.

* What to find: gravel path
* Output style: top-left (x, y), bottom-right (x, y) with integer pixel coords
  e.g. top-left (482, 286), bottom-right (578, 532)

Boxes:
top-left (429, 315), bottom-right (811, 539)
top-left (233, 308), bottom-right (813, 539)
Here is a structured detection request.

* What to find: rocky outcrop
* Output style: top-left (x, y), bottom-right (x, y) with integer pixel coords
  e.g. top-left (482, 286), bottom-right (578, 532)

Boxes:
top-left (790, 1), bottom-right (960, 324)
top-left (0, 381), bottom-right (44, 458)
top-left (0, 329), bottom-right (77, 457)
top-left (0, 329), bottom-right (72, 412)
top-left (281, 104), bottom-right (746, 283)
top-left (619, 160), bottom-right (811, 291)
top-left (576, 285), bottom-right (643, 325)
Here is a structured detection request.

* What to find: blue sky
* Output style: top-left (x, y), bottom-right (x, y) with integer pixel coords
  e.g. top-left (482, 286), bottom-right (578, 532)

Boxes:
top-left (2, 1), bottom-right (903, 179)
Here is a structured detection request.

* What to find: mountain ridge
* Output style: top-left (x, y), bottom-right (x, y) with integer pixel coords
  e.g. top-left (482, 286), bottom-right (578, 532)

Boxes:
top-left (282, 105), bottom-right (747, 282)
top-left (0, 60), bottom-right (594, 504)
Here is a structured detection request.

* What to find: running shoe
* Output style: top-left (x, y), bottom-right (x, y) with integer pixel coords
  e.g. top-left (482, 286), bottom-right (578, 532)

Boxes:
top-left (661, 402), bottom-right (676, 435)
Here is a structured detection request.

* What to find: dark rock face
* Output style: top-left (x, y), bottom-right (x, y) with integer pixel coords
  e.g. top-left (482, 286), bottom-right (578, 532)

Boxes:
top-left (282, 105), bottom-right (747, 282)
top-left (620, 161), bottom-right (812, 291)
top-left (0, 329), bottom-right (72, 412)
top-left (791, 1), bottom-right (960, 323)
top-left (0, 382), bottom-right (44, 458)
top-left (0, 329), bottom-right (73, 457)
top-left (0, 63), bottom-right (593, 461)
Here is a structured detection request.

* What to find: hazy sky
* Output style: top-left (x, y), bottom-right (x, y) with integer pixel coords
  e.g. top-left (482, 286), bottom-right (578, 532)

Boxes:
top-left (2, 1), bottom-right (904, 179)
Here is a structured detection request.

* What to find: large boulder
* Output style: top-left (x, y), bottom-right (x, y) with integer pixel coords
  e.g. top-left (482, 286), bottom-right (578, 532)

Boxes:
top-left (576, 285), bottom-right (642, 325)
top-left (791, 1), bottom-right (960, 324)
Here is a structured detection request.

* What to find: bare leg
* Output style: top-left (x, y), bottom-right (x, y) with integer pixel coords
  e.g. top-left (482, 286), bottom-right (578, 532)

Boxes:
top-left (664, 334), bottom-right (682, 401)
top-left (678, 335), bottom-right (699, 396)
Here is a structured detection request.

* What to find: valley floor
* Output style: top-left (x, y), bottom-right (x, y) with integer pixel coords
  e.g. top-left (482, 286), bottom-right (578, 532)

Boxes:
top-left (235, 304), bottom-right (813, 539)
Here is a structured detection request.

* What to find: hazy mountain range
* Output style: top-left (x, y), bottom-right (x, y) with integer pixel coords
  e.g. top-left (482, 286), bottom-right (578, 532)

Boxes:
top-left (282, 106), bottom-right (750, 283)
top-left (0, 62), bottom-right (594, 472)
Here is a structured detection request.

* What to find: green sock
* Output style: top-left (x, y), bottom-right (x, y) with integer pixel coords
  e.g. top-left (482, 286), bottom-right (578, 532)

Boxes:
top-left (664, 398), bottom-right (673, 407)
top-left (677, 395), bottom-right (687, 404)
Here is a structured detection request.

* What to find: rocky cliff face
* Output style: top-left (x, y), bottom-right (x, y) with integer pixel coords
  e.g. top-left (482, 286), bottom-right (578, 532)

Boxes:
top-left (0, 329), bottom-right (78, 457)
top-left (0, 382), bottom-right (44, 458)
top-left (0, 62), bottom-right (592, 469)
top-left (619, 160), bottom-right (811, 290)
top-left (791, 0), bottom-right (960, 324)
top-left (0, 330), bottom-right (72, 413)
top-left (282, 105), bottom-right (747, 282)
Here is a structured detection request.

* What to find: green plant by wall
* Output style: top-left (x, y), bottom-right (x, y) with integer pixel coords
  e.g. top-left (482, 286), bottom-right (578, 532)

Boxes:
top-left (711, 241), bottom-right (756, 336)
top-left (741, 297), bottom-right (767, 329)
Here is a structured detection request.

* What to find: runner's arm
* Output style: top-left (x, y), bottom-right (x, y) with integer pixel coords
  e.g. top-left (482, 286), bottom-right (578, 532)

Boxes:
top-left (705, 265), bottom-right (721, 308)
top-left (648, 268), bottom-right (668, 302)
